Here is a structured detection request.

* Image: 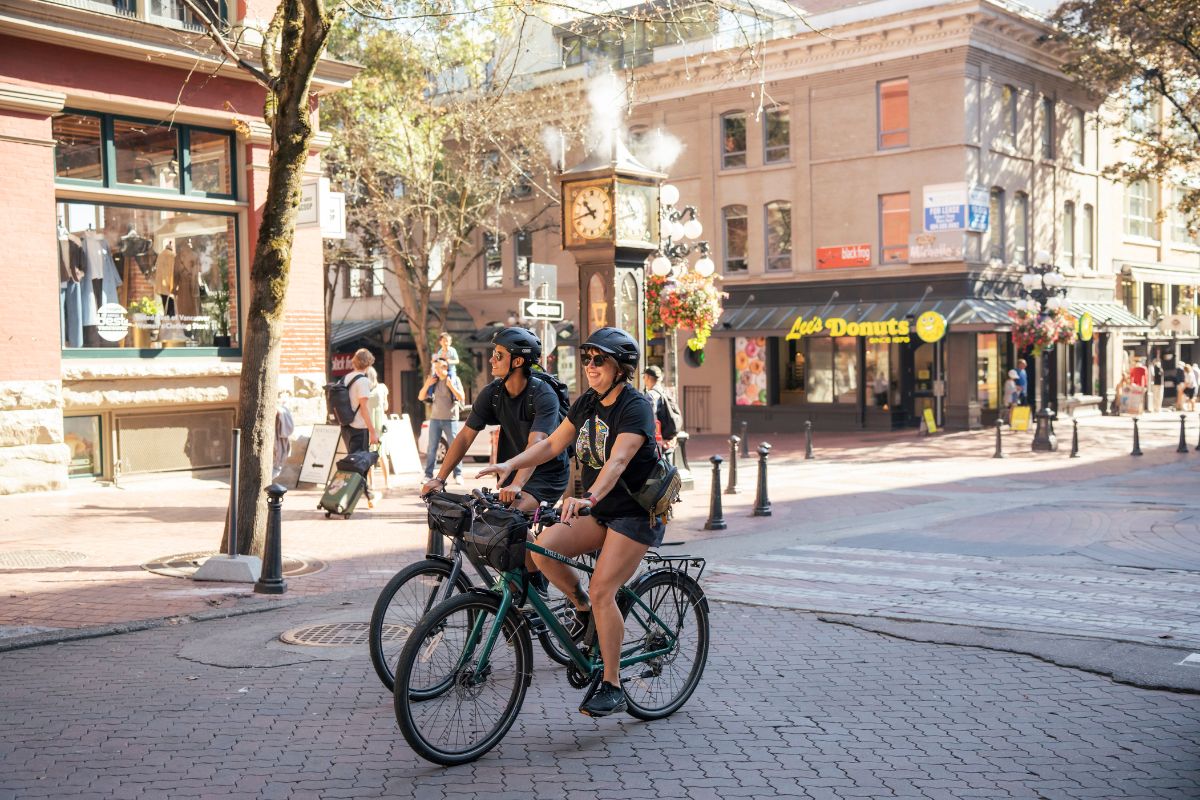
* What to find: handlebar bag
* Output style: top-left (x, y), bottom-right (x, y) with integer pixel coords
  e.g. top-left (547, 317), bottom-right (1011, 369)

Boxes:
top-left (427, 491), bottom-right (472, 539)
top-left (465, 506), bottom-right (528, 572)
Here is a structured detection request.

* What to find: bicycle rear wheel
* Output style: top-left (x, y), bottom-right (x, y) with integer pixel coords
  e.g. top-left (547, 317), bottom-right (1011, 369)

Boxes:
top-left (536, 552), bottom-right (596, 666)
top-left (618, 569), bottom-right (710, 721)
top-left (394, 592), bottom-right (532, 766)
top-left (368, 559), bottom-right (472, 691)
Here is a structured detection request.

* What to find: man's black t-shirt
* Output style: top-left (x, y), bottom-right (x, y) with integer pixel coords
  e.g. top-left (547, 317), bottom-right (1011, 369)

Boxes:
top-left (568, 384), bottom-right (658, 519)
top-left (466, 377), bottom-right (568, 491)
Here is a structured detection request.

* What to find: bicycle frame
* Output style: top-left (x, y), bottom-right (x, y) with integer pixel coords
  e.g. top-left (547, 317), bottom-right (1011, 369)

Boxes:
top-left (461, 540), bottom-right (680, 679)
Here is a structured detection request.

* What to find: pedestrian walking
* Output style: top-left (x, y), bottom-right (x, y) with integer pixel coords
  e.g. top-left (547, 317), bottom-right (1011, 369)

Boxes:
top-left (1004, 369), bottom-right (1020, 413)
top-left (420, 357), bottom-right (465, 484)
top-left (1183, 363), bottom-right (1197, 413)
top-left (1149, 357), bottom-right (1164, 413)
top-left (1016, 359), bottom-right (1028, 405)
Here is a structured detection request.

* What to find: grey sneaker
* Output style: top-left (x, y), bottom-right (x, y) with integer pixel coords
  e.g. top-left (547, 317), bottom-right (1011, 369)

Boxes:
top-left (580, 681), bottom-right (627, 717)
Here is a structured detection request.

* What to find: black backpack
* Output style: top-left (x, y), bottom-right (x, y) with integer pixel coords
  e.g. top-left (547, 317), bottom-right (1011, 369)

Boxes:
top-left (491, 368), bottom-right (574, 457)
top-left (652, 388), bottom-right (683, 440)
top-left (325, 374), bottom-right (366, 426)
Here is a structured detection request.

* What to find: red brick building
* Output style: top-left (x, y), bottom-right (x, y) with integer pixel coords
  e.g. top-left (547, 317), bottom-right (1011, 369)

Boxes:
top-left (0, 1), bottom-right (354, 492)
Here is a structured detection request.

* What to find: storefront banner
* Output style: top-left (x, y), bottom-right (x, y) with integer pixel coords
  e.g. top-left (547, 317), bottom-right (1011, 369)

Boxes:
top-left (1077, 312), bottom-right (1094, 342)
top-left (734, 337), bottom-right (768, 406)
top-left (922, 183), bottom-right (989, 232)
top-left (815, 244), bottom-right (871, 269)
top-left (909, 231), bottom-right (966, 264)
top-left (787, 316), bottom-right (912, 344)
top-left (331, 352), bottom-right (356, 376)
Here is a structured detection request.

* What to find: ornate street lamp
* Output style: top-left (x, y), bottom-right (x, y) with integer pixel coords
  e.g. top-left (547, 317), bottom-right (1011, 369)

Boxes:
top-left (645, 183), bottom-right (714, 394)
top-left (1017, 249), bottom-right (1069, 452)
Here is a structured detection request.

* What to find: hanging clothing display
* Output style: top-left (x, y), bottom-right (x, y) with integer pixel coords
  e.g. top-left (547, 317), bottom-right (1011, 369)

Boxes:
top-left (154, 242), bottom-right (176, 297)
top-left (80, 230), bottom-right (122, 327)
top-left (58, 233), bottom-right (84, 348)
top-left (174, 242), bottom-right (201, 318)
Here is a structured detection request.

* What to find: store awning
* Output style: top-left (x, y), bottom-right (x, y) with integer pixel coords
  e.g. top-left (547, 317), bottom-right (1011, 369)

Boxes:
top-left (1068, 302), bottom-right (1151, 329)
top-left (715, 297), bottom-right (1021, 337)
top-left (331, 318), bottom-right (390, 348)
top-left (391, 303), bottom-right (477, 349)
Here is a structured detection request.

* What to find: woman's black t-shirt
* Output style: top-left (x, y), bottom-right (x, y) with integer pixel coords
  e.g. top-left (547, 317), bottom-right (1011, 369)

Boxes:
top-left (567, 384), bottom-right (658, 519)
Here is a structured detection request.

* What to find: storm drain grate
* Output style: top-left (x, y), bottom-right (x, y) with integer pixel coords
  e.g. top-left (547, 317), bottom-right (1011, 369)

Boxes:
top-left (281, 622), bottom-right (411, 647)
top-left (0, 550), bottom-right (88, 569)
top-left (141, 551), bottom-right (325, 579)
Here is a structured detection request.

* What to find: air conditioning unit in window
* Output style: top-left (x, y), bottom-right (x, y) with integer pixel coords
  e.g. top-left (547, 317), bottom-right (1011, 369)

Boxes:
top-left (1159, 314), bottom-right (1194, 334)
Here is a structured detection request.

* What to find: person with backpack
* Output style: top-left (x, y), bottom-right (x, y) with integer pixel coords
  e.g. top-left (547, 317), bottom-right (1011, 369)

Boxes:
top-left (422, 327), bottom-right (568, 513)
top-left (339, 349), bottom-right (378, 456)
top-left (419, 357), bottom-right (465, 485)
top-left (642, 365), bottom-right (682, 455)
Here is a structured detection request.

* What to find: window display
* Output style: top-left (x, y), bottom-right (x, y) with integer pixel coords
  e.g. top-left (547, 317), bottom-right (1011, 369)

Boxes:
top-left (64, 416), bottom-right (102, 477)
top-left (53, 113), bottom-right (103, 181)
top-left (734, 337), bottom-right (768, 406)
top-left (56, 201), bottom-right (238, 350)
top-left (114, 119), bottom-right (180, 190)
top-left (188, 129), bottom-right (233, 195)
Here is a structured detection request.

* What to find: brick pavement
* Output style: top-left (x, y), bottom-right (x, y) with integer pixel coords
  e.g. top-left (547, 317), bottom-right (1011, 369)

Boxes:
top-left (1, 597), bottom-right (1197, 799)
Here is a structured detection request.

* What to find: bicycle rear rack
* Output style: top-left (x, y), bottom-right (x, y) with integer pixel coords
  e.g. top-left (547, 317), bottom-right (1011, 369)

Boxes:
top-left (643, 551), bottom-right (706, 582)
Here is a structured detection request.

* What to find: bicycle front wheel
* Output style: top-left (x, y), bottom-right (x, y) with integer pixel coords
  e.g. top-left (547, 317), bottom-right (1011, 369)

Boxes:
top-left (368, 559), bottom-right (472, 691)
top-left (618, 569), bottom-right (710, 721)
top-left (394, 592), bottom-right (532, 766)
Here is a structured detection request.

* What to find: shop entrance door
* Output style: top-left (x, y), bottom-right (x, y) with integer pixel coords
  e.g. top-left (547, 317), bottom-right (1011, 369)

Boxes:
top-left (894, 340), bottom-right (935, 428)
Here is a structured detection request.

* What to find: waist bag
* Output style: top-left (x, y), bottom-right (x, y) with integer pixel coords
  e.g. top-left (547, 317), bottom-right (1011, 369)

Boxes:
top-left (464, 506), bottom-right (528, 571)
top-left (587, 413), bottom-right (681, 522)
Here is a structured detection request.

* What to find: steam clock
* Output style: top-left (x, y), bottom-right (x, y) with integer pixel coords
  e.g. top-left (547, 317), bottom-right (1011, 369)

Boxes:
top-left (559, 138), bottom-right (664, 385)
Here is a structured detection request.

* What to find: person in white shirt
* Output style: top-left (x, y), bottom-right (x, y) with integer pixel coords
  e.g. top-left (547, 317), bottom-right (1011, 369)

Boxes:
top-left (342, 348), bottom-right (379, 455)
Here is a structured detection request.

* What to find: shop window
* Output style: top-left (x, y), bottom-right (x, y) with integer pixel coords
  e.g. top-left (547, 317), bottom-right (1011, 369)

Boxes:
top-left (1145, 282), bottom-right (1166, 320)
top-left (988, 187), bottom-right (1005, 261)
top-left (1012, 192), bottom-right (1029, 265)
top-left (56, 201), bottom-right (239, 351)
top-left (1041, 96), bottom-right (1055, 160)
top-left (734, 336), bottom-right (769, 406)
top-left (879, 192), bottom-right (910, 264)
top-left (1062, 201), bottom-right (1075, 268)
top-left (53, 111), bottom-right (235, 199)
top-left (977, 333), bottom-right (1000, 411)
top-left (1120, 275), bottom-right (1138, 315)
top-left (514, 229), bottom-right (532, 285)
top-left (53, 112), bottom-right (103, 182)
top-left (764, 106), bottom-right (790, 163)
top-left (1124, 179), bottom-right (1156, 239)
top-left (866, 342), bottom-right (890, 408)
top-left (834, 337), bottom-right (858, 403)
top-left (764, 201), bottom-right (792, 271)
top-left (806, 337), bottom-right (834, 403)
top-left (721, 112), bottom-right (746, 169)
top-left (722, 205), bottom-right (748, 273)
top-left (1081, 204), bottom-right (1094, 269)
top-left (877, 78), bottom-right (909, 149)
top-left (483, 232), bottom-right (503, 288)
top-left (1070, 108), bottom-right (1085, 166)
top-left (186, 129), bottom-right (233, 196)
top-left (64, 415), bottom-right (103, 477)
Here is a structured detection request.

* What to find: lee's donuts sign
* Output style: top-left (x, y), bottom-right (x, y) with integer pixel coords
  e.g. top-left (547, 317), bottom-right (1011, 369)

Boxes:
top-left (786, 311), bottom-right (947, 345)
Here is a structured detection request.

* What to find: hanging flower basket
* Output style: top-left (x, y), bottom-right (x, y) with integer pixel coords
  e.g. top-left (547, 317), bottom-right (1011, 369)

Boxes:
top-left (1009, 308), bottom-right (1077, 357)
top-left (647, 271), bottom-right (728, 352)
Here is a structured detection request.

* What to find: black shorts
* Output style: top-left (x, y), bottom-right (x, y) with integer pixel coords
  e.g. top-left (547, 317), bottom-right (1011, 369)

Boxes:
top-left (341, 426), bottom-right (368, 454)
top-left (520, 476), bottom-right (567, 506)
top-left (1186, 388), bottom-right (1196, 399)
top-left (593, 514), bottom-right (666, 547)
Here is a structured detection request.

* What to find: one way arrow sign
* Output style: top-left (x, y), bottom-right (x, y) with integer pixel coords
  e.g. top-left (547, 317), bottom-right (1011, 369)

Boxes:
top-left (520, 298), bottom-right (565, 321)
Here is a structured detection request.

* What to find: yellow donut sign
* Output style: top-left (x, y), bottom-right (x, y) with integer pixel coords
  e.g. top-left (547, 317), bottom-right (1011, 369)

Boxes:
top-left (914, 311), bottom-right (947, 343)
top-left (1077, 312), bottom-right (1094, 342)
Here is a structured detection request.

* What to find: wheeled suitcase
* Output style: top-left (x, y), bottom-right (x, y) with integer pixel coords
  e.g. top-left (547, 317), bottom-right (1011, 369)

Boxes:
top-left (319, 470), bottom-right (367, 518)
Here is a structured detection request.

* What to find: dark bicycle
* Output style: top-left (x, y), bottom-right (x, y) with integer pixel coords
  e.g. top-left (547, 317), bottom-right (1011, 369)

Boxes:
top-left (368, 488), bottom-right (592, 691)
top-left (392, 489), bottom-right (710, 765)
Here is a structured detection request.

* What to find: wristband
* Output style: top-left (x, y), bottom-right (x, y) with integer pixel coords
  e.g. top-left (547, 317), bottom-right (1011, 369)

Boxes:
top-left (582, 493), bottom-right (597, 504)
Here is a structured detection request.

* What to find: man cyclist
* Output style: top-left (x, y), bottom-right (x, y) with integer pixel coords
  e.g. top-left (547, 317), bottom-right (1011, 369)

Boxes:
top-left (421, 327), bottom-right (569, 513)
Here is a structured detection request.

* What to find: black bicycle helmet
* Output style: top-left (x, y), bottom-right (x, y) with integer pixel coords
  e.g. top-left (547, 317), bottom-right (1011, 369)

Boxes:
top-left (582, 327), bottom-right (639, 366)
top-left (491, 326), bottom-right (542, 363)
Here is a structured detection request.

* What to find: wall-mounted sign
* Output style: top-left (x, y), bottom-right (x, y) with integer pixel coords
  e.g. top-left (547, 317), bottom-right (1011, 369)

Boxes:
top-left (299, 177), bottom-right (346, 239)
top-left (909, 231), bottom-right (966, 264)
top-left (1078, 312), bottom-right (1094, 342)
top-left (923, 183), bottom-right (989, 232)
top-left (786, 315), bottom-right (912, 344)
top-left (816, 244), bottom-right (871, 269)
top-left (914, 311), bottom-right (948, 343)
top-left (331, 352), bottom-right (355, 377)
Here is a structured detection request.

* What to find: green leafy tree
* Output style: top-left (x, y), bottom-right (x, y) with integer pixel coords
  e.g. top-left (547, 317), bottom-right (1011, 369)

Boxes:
top-left (1051, 0), bottom-right (1200, 231)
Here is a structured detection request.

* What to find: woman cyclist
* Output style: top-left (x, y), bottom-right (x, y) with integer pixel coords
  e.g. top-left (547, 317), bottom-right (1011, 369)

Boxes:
top-left (478, 327), bottom-right (664, 717)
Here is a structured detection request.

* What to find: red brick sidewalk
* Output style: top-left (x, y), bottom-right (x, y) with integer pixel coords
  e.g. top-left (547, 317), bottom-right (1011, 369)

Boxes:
top-left (2, 410), bottom-right (1196, 645)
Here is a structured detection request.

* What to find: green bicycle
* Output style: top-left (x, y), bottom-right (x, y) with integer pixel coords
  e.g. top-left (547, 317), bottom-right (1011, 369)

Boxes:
top-left (393, 490), bottom-right (710, 765)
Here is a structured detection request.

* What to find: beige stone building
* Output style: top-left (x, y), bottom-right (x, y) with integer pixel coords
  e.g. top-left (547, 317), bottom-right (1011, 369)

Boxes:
top-left (334, 0), bottom-right (1199, 435)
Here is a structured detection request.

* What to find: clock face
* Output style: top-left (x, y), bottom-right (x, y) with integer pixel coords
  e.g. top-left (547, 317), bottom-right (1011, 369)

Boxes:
top-left (616, 191), bottom-right (650, 243)
top-left (570, 184), bottom-right (613, 241)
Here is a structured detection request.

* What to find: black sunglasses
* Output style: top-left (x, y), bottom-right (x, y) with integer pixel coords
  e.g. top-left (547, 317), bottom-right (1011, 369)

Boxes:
top-left (580, 352), bottom-right (610, 367)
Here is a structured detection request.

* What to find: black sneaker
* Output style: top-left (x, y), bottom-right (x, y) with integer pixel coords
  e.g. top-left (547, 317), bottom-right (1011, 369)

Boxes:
top-left (580, 681), bottom-right (627, 717)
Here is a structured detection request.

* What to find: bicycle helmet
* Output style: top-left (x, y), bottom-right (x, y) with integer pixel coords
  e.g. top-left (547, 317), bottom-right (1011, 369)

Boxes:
top-left (491, 326), bottom-right (542, 363)
top-left (582, 327), bottom-right (639, 366)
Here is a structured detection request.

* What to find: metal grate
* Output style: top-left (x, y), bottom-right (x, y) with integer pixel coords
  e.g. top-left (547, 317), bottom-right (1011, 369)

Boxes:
top-left (116, 409), bottom-right (235, 474)
top-left (141, 551), bottom-right (324, 579)
top-left (0, 550), bottom-right (88, 568)
top-left (279, 622), bottom-right (398, 647)
top-left (683, 385), bottom-right (712, 433)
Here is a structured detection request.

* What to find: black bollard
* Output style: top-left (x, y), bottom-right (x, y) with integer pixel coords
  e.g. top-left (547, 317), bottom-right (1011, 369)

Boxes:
top-left (726, 435), bottom-right (740, 495)
top-left (992, 419), bottom-right (1005, 459)
top-left (739, 420), bottom-right (750, 458)
top-left (1178, 414), bottom-right (1190, 454)
top-left (1195, 417), bottom-right (1200, 452)
top-left (1069, 419), bottom-right (1080, 458)
top-left (1131, 418), bottom-right (1143, 457)
top-left (254, 484), bottom-right (288, 595)
top-left (804, 420), bottom-right (814, 460)
top-left (704, 456), bottom-right (727, 530)
top-left (753, 442), bottom-right (773, 517)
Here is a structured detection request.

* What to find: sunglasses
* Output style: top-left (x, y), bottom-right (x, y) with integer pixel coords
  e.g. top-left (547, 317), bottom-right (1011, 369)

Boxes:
top-left (580, 352), bottom-right (610, 367)
top-left (489, 350), bottom-right (509, 362)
